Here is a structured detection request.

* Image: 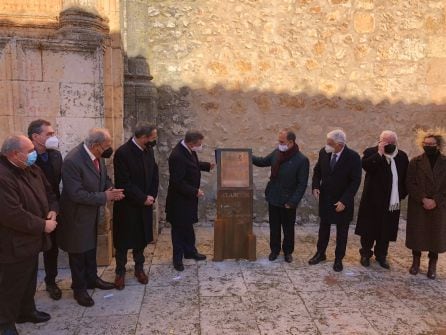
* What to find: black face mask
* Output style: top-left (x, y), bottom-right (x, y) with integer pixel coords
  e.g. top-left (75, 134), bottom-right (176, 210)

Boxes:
top-left (146, 140), bottom-right (157, 148)
top-left (101, 147), bottom-right (114, 158)
top-left (384, 144), bottom-right (396, 154)
top-left (423, 146), bottom-right (439, 156)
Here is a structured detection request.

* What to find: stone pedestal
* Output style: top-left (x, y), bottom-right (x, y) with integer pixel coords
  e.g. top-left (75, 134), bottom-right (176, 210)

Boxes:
top-left (213, 149), bottom-right (256, 261)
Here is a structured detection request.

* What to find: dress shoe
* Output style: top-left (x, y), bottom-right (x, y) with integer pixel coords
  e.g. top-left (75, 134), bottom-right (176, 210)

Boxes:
top-left (135, 270), bottom-right (148, 285)
top-left (308, 252), bottom-right (326, 265)
top-left (284, 254), bottom-right (293, 263)
top-left (87, 278), bottom-right (115, 290)
top-left (360, 256), bottom-right (370, 267)
top-left (74, 291), bottom-right (94, 307)
top-left (173, 262), bottom-right (185, 272)
top-left (114, 274), bottom-right (125, 290)
top-left (0, 324), bottom-right (18, 335)
top-left (409, 255), bottom-right (420, 275)
top-left (268, 252), bottom-right (279, 261)
top-left (427, 258), bottom-right (437, 280)
top-left (16, 310), bottom-right (51, 324)
top-left (46, 283), bottom-right (62, 300)
top-left (333, 259), bottom-right (343, 272)
top-left (376, 258), bottom-right (390, 269)
top-left (184, 253), bottom-right (207, 261)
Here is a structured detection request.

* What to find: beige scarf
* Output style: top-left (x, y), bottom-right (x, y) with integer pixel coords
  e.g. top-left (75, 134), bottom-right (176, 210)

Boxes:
top-left (384, 149), bottom-right (400, 212)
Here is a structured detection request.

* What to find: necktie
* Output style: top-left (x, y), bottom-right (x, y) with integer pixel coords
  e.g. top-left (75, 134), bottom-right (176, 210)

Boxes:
top-left (330, 153), bottom-right (337, 170)
top-left (93, 158), bottom-right (100, 172)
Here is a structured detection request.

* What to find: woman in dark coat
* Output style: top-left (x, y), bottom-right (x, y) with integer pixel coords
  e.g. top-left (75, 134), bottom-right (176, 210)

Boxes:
top-left (113, 125), bottom-right (159, 289)
top-left (355, 131), bottom-right (409, 269)
top-left (406, 129), bottom-right (446, 279)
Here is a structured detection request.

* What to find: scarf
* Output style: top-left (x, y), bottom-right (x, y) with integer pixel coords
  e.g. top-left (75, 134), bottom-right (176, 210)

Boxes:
top-left (270, 143), bottom-right (299, 180)
top-left (384, 149), bottom-right (400, 212)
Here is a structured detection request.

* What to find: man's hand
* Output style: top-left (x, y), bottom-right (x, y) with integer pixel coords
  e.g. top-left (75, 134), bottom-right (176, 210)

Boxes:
top-left (312, 189), bottom-right (320, 200)
top-left (422, 198), bottom-right (437, 210)
top-left (284, 203), bottom-right (293, 209)
top-left (378, 140), bottom-right (387, 156)
top-left (210, 163), bottom-right (216, 170)
top-left (44, 219), bottom-right (57, 233)
top-left (47, 211), bottom-right (57, 221)
top-left (105, 188), bottom-right (125, 202)
top-left (197, 189), bottom-right (205, 198)
top-left (334, 201), bottom-right (346, 213)
top-left (144, 195), bottom-right (155, 206)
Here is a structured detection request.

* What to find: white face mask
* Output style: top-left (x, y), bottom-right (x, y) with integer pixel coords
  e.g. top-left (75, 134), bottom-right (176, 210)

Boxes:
top-left (278, 144), bottom-right (289, 152)
top-left (324, 144), bottom-right (335, 153)
top-left (45, 136), bottom-right (59, 150)
top-left (191, 144), bottom-right (203, 152)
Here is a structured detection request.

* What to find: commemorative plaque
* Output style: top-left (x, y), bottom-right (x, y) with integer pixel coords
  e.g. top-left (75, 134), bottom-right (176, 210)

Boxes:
top-left (213, 149), bottom-right (256, 261)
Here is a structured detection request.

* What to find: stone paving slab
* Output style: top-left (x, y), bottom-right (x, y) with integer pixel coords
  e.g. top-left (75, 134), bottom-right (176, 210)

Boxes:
top-left (17, 223), bottom-right (446, 335)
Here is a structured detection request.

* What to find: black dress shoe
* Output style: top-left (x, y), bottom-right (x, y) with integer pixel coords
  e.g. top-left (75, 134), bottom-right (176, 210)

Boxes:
top-left (360, 256), bottom-right (370, 267)
top-left (46, 283), bottom-right (62, 300)
top-left (333, 259), bottom-right (343, 272)
top-left (16, 310), bottom-right (51, 324)
top-left (88, 278), bottom-right (115, 290)
top-left (74, 291), bottom-right (94, 307)
top-left (0, 324), bottom-right (18, 335)
top-left (173, 262), bottom-right (185, 272)
top-left (376, 258), bottom-right (390, 269)
top-left (284, 254), bottom-right (293, 263)
top-left (268, 252), bottom-right (279, 261)
top-left (308, 252), bottom-right (326, 265)
top-left (184, 253), bottom-right (207, 261)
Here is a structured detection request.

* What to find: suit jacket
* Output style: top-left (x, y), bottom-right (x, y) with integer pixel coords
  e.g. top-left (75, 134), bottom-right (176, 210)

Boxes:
top-left (165, 141), bottom-right (211, 225)
top-left (113, 139), bottom-right (159, 249)
top-left (312, 146), bottom-right (362, 224)
top-left (0, 155), bottom-right (58, 263)
top-left (57, 143), bottom-right (113, 253)
top-left (355, 146), bottom-right (409, 241)
top-left (252, 149), bottom-right (309, 208)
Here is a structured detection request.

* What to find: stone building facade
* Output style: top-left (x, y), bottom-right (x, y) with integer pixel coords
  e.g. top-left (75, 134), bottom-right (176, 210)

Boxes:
top-left (1, 0), bottom-right (446, 264)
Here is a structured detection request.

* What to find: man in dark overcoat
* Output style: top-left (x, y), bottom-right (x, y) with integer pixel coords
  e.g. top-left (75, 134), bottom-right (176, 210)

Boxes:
top-left (113, 123), bottom-right (159, 289)
top-left (57, 128), bottom-right (124, 307)
top-left (28, 119), bottom-right (63, 300)
top-left (309, 129), bottom-right (362, 272)
top-left (166, 130), bottom-right (214, 271)
top-left (0, 134), bottom-right (58, 335)
top-left (355, 130), bottom-right (408, 269)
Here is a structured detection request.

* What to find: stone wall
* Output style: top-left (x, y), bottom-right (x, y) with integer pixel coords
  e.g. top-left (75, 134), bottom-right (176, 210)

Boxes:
top-left (121, 0), bottom-right (446, 224)
top-left (0, 0), bottom-right (124, 264)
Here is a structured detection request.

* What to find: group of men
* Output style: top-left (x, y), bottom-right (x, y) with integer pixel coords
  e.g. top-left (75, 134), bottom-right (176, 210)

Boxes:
top-left (0, 119), bottom-right (445, 335)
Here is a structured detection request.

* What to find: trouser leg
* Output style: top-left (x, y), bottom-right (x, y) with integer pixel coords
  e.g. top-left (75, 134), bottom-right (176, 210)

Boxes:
top-left (268, 204), bottom-right (282, 255)
top-left (281, 207), bottom-right (297, 255)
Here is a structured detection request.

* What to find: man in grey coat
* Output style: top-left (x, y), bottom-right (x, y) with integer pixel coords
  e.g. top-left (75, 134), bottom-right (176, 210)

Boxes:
top-left (57, 128), bottom-right (124, 307)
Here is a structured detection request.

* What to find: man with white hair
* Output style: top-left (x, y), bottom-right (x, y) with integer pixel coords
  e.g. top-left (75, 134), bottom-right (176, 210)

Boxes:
top-left (57, 128), bottom-right (125, 307)
top-left (309, 129), bottom-right (362, 272)
top-left (355, 131), bottom-right (409, 269)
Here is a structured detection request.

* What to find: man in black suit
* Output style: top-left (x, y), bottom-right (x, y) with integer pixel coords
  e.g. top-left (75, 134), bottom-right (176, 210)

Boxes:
top-left (309, 129), bottom-right (362, 272)
top-left (113, 123), bottom-right (159, 290)
top-left (166, 131), bottom-right (214, 271)
top-left (28, 119), bottom-right (63, 300)
top-left (355, 131), bottom-right (408, 269)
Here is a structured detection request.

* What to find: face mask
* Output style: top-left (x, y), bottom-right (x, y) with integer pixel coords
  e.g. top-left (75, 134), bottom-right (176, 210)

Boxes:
top-left (191, 144), bottom-right (203, 152)
top-left (278, 144), bottom-right (289, 152)
top-left (101, 147), bottom-right (114, 158)
top-left (146, 140), bottom-right (157, 147)
top-left (325, 144), bottom-right (335, 154)
top-left (25, 150), bottom-right (38, 166)
top-left (384, 143), bottom-right (396, 154)
top-left (45, 136), bottom-right (59, 150)
top-left (423, 146), bottom-right (438, 156)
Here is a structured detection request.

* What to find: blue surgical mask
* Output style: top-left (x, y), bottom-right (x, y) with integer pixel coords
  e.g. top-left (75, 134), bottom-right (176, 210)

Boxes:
top-left (26, 150), bottom-right (38, 166)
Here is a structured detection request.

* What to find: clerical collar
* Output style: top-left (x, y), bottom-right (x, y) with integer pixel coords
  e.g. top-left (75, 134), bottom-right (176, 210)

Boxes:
top-left (132, 137), bottom-right (144, 151)
top-left (181, 140), bottom-right (192, 154)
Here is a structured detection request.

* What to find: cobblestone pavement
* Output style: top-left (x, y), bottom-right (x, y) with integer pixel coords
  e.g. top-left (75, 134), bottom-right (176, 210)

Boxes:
top-left (18, 223), bottom-right (446, 335)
